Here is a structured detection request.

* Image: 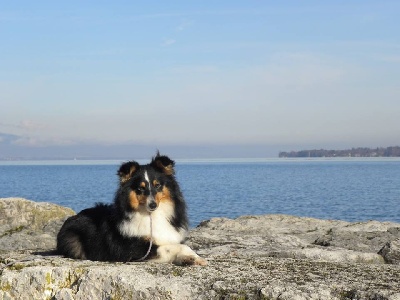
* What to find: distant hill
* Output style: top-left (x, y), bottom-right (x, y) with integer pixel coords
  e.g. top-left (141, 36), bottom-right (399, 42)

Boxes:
top-left (279, 146), bottom-right (400, 158)
top-left (0, 132), bottom-right (276, 160)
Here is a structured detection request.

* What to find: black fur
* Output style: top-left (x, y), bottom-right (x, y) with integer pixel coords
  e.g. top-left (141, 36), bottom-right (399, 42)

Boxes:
top-left (57, 153), bottom-right (188, 262)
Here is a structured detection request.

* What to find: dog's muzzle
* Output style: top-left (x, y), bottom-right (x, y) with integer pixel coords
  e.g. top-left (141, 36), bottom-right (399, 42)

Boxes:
top-left (147, 198), bottom-right (158, 212)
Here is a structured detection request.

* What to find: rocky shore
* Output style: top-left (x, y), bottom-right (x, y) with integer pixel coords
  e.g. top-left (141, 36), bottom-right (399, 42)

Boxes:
top-left (1, 197), bottom-right (400, 300)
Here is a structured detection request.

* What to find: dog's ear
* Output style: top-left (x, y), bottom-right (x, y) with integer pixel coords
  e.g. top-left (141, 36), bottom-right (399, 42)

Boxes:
top-left (117, 161), bottom-right (140, 183)
top-left (151, 152), bottom-right (175, 176)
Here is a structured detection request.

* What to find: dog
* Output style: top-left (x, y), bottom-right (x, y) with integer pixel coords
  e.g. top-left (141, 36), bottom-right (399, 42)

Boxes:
top-left (57, 153), bottom-right (206, 266)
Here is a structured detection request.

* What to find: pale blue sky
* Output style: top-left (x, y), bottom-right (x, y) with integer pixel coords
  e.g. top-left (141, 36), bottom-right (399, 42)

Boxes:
top-left (1, 1), bottom-right (399, 157)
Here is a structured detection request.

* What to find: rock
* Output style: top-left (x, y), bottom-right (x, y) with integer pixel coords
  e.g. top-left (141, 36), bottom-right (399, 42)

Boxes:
top-left (1, 198), bottom-right (400, 299)
top-left (379, 239), bottom-right (400, 264)
top-left (313, 220), bottom-right (400, 253)
top-left (189, 215), bottom-right (392, 264)
top-left (0, 198), bottom-right (75, 251)
top-left (1, 251), bottom-right (400, 300)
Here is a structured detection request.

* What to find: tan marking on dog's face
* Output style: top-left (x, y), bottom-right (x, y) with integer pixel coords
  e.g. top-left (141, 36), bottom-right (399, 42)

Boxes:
top-left (129, 190), bottom-right (148, 211)
top-left (155, 186), bottom-right (172, 205)
top-left (153, 180), bottom-right (161, 189)
top-left (129, 191), bottom-right (140, 210)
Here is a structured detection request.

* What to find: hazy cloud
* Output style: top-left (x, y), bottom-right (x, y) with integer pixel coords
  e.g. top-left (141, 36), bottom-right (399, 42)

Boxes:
top-left (162, 38), bottom-right (176, 47)
top-left (11, 135), bottom-right (78, 147)
top-left (176, 20), bottom-right (193, 31)
top-left (0, 120), bottom-right (47, 131)
top-left (18, 120), bottom-right (47, 131)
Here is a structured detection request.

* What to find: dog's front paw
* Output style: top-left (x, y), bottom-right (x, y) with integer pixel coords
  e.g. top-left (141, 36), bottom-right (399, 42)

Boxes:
top-left (174, 244), bottom-right (207, 266)
top-left (154, 244), bottom-right (207, 266)
top-left (174, 254), bottom-right (207, 266)
top-left (193, 256), bottom-right (207, 266)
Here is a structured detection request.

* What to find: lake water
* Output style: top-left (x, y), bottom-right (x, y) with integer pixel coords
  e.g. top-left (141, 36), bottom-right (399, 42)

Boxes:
top-left (0, 158), bottom-right (399, 227)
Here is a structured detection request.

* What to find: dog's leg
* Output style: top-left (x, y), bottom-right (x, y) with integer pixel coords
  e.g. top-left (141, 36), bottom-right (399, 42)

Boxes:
top-left (151, 244), bottom-right (207, 266)
top-left (57, 233), bottom-right (87, 260)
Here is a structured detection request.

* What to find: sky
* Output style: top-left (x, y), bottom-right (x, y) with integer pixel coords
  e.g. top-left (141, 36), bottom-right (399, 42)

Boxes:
top-left (1, 1), bottom-right (399, 159)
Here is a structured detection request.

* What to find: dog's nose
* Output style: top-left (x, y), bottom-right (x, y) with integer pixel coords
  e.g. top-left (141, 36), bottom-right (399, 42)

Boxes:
top-left (148, 201), bottom-right (157, 211)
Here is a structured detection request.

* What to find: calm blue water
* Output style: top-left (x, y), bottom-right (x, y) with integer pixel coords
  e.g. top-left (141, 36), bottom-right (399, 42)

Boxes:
top-left (0, 159), bottom-right (399, 227)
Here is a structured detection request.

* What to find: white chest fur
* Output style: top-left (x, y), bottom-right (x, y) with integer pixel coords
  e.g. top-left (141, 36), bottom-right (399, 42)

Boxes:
top-left (118, 202), bottom-right (186, 245)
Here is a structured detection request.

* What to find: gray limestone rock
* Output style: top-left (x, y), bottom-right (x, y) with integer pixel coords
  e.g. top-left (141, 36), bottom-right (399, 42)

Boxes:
top-left (313, 220), bottom-right (400, 253)
top-left (0, 198), bottom-right (75, 251)
top-left (1, 198), bottom-right (400, 299)
top-left (379, 239), bottom-right (400, 264)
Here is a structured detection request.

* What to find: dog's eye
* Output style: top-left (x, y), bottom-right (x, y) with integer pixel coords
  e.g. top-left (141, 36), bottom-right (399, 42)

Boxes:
top-left (154, 183), bottom-right (162, 190)
top-left (136, 187), bottom-right (145, 193)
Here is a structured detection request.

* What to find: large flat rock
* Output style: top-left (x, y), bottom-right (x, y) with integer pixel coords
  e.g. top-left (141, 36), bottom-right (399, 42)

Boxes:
top-left (0, 198), bottom-right (74, 252)
top-left (1, 198), bottom-right (400, 299)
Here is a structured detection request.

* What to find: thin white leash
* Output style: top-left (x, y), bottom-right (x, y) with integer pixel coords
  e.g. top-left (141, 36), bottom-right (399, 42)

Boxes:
top-left (135, 213), bottom-right (153, 262)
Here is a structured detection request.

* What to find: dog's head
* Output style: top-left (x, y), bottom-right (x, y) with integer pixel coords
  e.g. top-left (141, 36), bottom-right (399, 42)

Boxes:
top-left (117, 153), bottom-right (176, 213)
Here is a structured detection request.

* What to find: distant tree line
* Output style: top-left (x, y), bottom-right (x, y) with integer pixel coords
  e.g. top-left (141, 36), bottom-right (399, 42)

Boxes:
top-left (279, 146), bottom-right (400, 158)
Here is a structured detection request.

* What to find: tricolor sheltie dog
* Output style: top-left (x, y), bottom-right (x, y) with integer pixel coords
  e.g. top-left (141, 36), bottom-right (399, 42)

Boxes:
top-left (57, 153), bottom-right (206, 266)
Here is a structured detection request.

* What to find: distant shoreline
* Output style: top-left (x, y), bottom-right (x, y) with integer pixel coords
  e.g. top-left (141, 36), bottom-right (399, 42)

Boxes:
top-left (2, 146), bottom-right (400, 161)
top-left (279, 146), bottom-right (400, 158)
